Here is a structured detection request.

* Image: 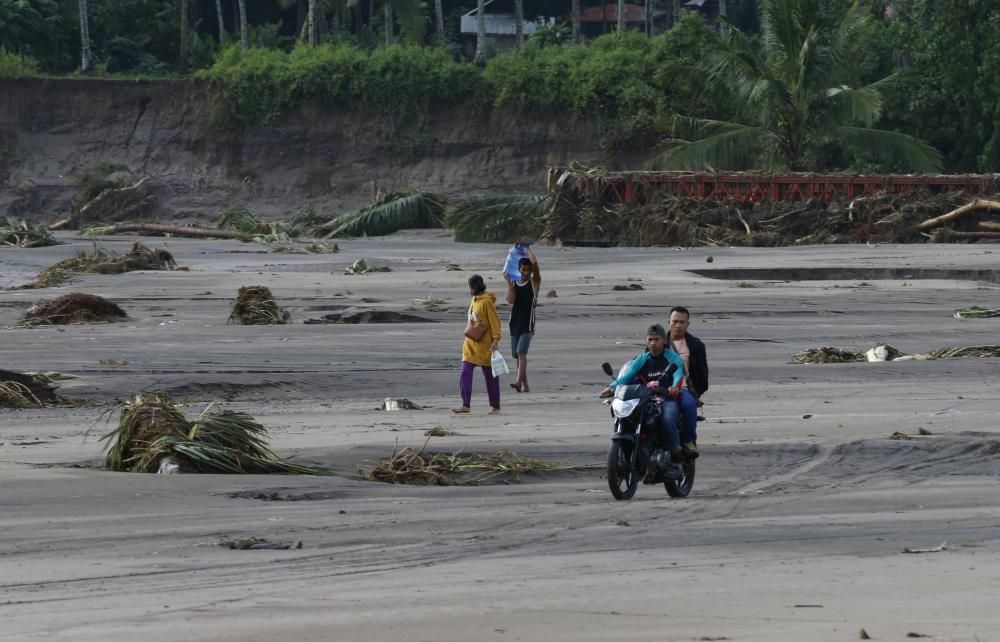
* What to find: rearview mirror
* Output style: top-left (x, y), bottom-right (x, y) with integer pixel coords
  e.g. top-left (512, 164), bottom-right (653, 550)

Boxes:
top-left (601, 362), bottom-right (613, 376)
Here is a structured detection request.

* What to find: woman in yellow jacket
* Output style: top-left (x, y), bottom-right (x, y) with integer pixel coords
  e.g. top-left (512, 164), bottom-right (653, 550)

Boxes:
top-left (453, 274), bottom-right (502, 414)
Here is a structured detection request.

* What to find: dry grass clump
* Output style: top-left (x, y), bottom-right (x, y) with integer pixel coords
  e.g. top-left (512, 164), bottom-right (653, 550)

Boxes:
top-left (19, 241), bottom-right (179, 289)
top-left (228, 286), bottom-right (291, 325)
top-left (791, 347), bottom-right (865, 364)
top-left (0, 381), bottom-right (40, 408)
top-left (96, 392), bottom-right (332, 474)
top-left (954, 306), bottom-right (1000, 319)
top-left (365, 439), bottom-right (565, 485)
top-left (19, 293), bottom-right (127, 326)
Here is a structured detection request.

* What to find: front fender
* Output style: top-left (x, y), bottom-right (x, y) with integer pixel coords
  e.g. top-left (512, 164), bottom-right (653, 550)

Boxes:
top-left (611, 432), bottom-right (636, 444)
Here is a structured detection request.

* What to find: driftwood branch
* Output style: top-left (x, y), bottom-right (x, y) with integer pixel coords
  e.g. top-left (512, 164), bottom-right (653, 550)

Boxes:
top-left (934, 230), bottom-right (1000, 241)
top-left (917, 199), bottom-right (1000, 231)
top-left (93, 223), bottom-right (247, 240)
top-left (978, 220), bottom-right (1000, 231)
top-left (48, 217), bottom-right (73, 231)
top-left (79, 177), bottom-right (151, 218)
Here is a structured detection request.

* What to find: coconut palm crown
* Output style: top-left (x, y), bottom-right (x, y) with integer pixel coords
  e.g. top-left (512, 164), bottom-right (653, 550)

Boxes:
top-left (653, 0), bottom-right (941, 172)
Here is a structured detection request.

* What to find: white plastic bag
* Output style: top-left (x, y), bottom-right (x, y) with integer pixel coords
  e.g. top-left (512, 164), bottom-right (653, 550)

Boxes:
top-left (491, 350), bottom-right (510, 377)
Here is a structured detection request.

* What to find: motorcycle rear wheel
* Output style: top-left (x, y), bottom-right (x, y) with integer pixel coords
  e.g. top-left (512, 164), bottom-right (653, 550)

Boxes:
top-left (607, 441), bottom-right (639, 500)
top-left (665, 459), bottom-right (695, 498)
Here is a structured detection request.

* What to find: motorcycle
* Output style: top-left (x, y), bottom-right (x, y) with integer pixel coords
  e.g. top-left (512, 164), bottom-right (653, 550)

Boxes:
top-left (601, 362), bottom-right (695, 500)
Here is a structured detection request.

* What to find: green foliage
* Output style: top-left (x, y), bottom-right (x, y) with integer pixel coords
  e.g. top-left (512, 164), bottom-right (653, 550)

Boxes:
top-left (0, 216), bottom-right (59, 247)
top-left (652, 0), bottom-right (941, 172)
top-left (881, 0), bottom-right (1000, 171)
top-left (215, 204), bottom-right (267, 235)
top-left (0, 0), bottom-right (59, 62)
top-left (320, 190), bottom-right (445, 238)
top-left (202, 43), bottom-right (481, 145)
top-left (0, 45), bottom-right (37, 77)
top-left (72, 163), bottom-right (128, 214)
top-left (445, 194), bottom-right (549, 243)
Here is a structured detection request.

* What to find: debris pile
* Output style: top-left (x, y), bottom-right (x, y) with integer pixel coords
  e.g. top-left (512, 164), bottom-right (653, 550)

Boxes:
top-left (19, 293), bottom-right (127, 326)
top-left (0, 217), bottom-right (59, 248)
top-left (19, 241), bottom-right (179, 289)
top-left (365, 439), bottom-right (564, 485)
top-left (228, 286), bottom-right (291, 325)
top-left (0, 370), bottom-right (71, 407)
top-left (791, 347), bottom-right (865, 364)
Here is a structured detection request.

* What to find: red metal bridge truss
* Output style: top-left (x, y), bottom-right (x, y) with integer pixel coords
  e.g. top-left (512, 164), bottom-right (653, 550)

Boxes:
top-left (576, 173), bottom-right (1000, 205)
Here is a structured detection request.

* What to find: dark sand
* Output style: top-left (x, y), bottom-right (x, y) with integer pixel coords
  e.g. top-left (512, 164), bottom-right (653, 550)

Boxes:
top-left (2, 232), bottom-right (999, 641)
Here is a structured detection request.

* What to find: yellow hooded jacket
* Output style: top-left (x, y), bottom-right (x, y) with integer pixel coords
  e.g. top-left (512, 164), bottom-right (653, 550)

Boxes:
top-left (463, 292), bottom-right (501, 366)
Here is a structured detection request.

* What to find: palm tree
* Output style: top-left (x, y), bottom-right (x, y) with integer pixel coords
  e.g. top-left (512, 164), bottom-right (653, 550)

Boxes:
top-left (78, 0), bottom-right (92, 73)
top-left (515, 0), bottom-right (524, 48)
top-left (616, 0), bottom-right (625, 34)
top-left (571, 0), bottom-right (580, 42)
top-left (308, 0), bottom-right (317, 43)
top-left (384, 1), bottom-right (393, 44)
top-left (238, 0), bottom-right (248, 51)
top-left (215, 0), bottom-right (226, 42)
top-left (718, 0), bottom-right (728, 37)
top-left (179, 0), bottom-right (189, 73)
top-left (654, 0), bottom-right (941, 172)
top-left (474, 0), bottom-right (485, 64)
top-left (434, 0), bottom-right (444, 39)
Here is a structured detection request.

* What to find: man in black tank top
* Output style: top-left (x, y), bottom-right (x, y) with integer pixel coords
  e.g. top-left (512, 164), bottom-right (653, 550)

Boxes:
top-left (503, 243), bottom-right (541, 393)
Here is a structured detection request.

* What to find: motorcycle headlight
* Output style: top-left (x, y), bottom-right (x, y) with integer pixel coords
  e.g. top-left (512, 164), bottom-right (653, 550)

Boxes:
top-left (611, 398), bottom-right (641, 419)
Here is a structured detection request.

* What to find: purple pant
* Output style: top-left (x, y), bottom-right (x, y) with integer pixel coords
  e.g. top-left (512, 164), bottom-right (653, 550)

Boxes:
top-left (460, 361), bottom-right (500, 409)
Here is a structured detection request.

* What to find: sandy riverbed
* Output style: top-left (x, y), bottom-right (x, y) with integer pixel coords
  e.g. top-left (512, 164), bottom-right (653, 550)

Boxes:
top-left (2, 231), bottom-right (999, 641)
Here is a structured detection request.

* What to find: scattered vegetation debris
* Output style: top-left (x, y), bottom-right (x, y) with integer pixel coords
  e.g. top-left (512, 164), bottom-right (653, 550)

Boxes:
top-left (384, 398), bottom-right (423, 411)
top-left (18, 241), bottom-right (180, 289)
top-left (411, 295), bottom-right (447, 311)
top-left (736, 281), bottom-right (757, 288)
top-left (305, 310), bottom-right (434, 324)
top-left (706, 256), bottom-right (714, 263)
top-left (0, 370), bottom-right (77, 408)
top-left (215, 205), bottom-right (271, 236)
top-left (889, 431), bottom-right (912, 440)
top-left (344, 258), bottom-right (392, 274)
top-left (545, 290), bottom-right (558, 298)
top-left (859, 629), bottom-right (871, 640)
top-left (316, 190), bottom-right (445, 238)
top-left (612, 283), bottom-right (645, 291)
top-left (228, 286), bottom-right (291, 325)
top-left (615, 518), bottom-right (630, 527)
top-left (99, 359), bottom-right (129, 366)
top-left (219, 536), bottom-right (302, 550)
top-left (364, 438), bottom-right (566, 485)
top-left (926, 345), bottom-right (1000, 359)
top-left (918, 427), bottom-right (933, 436)
top-left (0, 217), bottom-right (59, 247)
top-left (424, 426), bottom-right (459, 437)
top-left (19, 293), bottom-right (127, 326)
top-left (271, 241), bottom-right (339, 254)
top-left (954, 305), bottom-right (1000, 319)
top-left (902, 542), bottom-right (948, 554)
top-left (442, 263), bottom-right (462, 271)
top-left (791, 347), bottom-right (865, 364)
top-left (95, 392), bottom-right (333, 475)
top-left (0, 380), bottom-right (41, 408)
top-left (905, 633), bottom-right (931, 638)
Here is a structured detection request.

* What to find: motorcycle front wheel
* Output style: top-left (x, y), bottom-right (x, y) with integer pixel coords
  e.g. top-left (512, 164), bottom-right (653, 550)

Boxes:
top-left (665, 459), bottom-right (695, 498)
top-left (607, 441), bottom-right (639, 500)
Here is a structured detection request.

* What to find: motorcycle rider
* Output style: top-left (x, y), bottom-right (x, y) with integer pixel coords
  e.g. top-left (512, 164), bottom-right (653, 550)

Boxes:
top-left (600, 324), bottom-right (686, 479)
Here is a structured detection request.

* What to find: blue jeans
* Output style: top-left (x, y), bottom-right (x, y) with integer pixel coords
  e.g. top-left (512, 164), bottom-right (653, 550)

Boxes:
top-left (678, 389), bottom-right (699, 445)
top-left (658, 399), bottom-right (680, 450)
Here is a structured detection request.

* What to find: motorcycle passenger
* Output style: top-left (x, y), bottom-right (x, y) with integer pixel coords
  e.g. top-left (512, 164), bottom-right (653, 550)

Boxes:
top-left (665, 306), bottom-right (709, 458)
top-left (600, 324), bottom-right (686, 479)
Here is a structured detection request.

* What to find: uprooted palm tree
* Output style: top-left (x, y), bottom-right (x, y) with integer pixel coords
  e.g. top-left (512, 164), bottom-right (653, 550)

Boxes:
top-left (653, 0), bottom-right (941, 172)
top-left (315, 190), bottom-right (445, 238)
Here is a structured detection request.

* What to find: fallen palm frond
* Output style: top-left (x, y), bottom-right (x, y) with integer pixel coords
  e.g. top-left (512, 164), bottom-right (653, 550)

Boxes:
top-left (424, 426), bottom-right (460, 437)
top-left (18, 241), bottom-right (179, 289)
top-left (220, 536), bottom-right (302, 550)
top-left (317, 190), bottom-right (445, 238)
top-left (344, 258), bottom-right (391, 274)
top-left (96, 392), bottom-right (334, 475)
top-left (283, 205), bottom-right (328, 237)
top-left (954, 305), bottom-right (1000, 319)
top-left (215, 205), bottom-right (270, 236)
top-left (364, 438), bottom-right (567, 485)
top-left (925, 345), bottom-right (1000, 360)
top-left (410, 294), bottom-right (447, 311)
top-left (228, 286), bottom-right (291, 325)
top-left (0, 381), bottom-right (41, 408)
top-left (791, 347), bottom-right (865, 364)
top-left (0, 217), bottom-right (60, 248)
top-left (445, 194), bottom-right (549, 243)
top-left (18, 292), bottom-right (127, 326)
